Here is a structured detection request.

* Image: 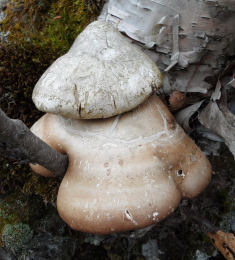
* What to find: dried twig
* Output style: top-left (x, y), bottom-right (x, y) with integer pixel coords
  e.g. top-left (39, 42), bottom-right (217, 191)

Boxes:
top-left (0, 108), bottom-right (68, 177)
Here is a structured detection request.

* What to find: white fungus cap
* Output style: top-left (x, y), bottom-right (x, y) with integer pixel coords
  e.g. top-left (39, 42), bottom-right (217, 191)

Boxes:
top-left (32, 20), bottom-right (162, 119)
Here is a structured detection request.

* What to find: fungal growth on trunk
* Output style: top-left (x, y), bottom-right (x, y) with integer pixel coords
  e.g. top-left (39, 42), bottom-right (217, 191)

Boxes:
top-left (30, 20), bottom-right (212, 234)
top-left (30, 95), bottom-right (211, 234)
top-left (32, 20), bottom-right (162, 120)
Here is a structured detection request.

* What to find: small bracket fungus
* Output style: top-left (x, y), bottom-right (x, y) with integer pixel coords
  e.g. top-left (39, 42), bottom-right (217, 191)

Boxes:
top-left (32, 20), bottom-right (162, 119)
top-left (30, 96), bottom-right (212, 234)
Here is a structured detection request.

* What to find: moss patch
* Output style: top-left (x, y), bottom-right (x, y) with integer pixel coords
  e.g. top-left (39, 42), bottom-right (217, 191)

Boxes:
top-left (1, 223), bottom-right (33, 253)
top-left (2, 0), bottom-right (103, 57)
top-left (23, 174), bottom-right (60, 203)
top-left (0, 192), bottom-right (45, 246)
top-left (0, 2), bottom-right (102, 251)
top-left (0, 0), bottom-right (103, 203)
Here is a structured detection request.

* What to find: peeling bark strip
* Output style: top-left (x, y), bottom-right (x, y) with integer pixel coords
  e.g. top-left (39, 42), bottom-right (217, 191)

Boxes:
top-left (0, 108), bottom-right (68, 177)
top-left (101, 0), bottom-right (235, 93)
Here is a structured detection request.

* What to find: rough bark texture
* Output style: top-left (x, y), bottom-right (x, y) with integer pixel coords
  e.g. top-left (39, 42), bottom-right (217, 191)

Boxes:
top-left (0, 108), bottom-right (68, 177)
top-left (100, 0), bottom-right (235, 94)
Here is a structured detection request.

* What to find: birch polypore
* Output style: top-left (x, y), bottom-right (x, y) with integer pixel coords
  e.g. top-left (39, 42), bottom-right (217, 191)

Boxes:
top-left (32, 20), bottom-right (162, 119)
top-left (30, 96), bottom-right (212, 234)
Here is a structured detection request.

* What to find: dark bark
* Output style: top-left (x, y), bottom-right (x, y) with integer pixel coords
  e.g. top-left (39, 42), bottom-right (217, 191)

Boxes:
top-left (0, 108), bottom-right (68, 177)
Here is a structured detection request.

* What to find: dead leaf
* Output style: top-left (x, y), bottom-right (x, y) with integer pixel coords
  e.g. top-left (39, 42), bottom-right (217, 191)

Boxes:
top-left (175, 100), bottom-right (204, 132)
top-left (208, 230), bottom-right (235, 260)
top-left (228, 73), bottom-right (235, 88)
top-left (211, 80), bottom-right (222, 101)
top-left (198, 101), bottom-right (235, 159)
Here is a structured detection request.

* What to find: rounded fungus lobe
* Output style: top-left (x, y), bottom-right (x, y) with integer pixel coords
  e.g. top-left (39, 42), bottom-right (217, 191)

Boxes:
top-left (32, 20), bottom-right (162, 119)
top-left (30, 96), bottom-right (212, 234)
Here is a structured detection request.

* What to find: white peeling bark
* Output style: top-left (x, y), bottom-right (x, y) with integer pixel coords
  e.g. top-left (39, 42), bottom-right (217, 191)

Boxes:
top-left (100, 0), bottom-right (235, 93)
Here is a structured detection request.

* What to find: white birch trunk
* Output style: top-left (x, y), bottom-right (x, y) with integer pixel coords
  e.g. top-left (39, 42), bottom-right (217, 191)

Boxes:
top-left (100, 0), bottom-right (235, 93)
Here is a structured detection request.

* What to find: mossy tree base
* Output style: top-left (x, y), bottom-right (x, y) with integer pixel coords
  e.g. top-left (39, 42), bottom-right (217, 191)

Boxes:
top-left (0, 0), bottom-right (104, 198)
top-left (2, 0), bottom-right (104, 57)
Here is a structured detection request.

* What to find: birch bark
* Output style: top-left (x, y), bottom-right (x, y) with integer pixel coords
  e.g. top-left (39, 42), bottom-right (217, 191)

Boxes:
top-left (100, 0), bottom-right (235, 93)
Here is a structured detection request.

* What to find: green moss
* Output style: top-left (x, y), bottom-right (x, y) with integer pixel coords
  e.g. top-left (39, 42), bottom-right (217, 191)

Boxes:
top-left (1, 223), bottom-right (33, 253)
top-left (0, 0), bottom-right (103, 203)
top-left (23, 174), bottom-right (60, 203)
top-left (0, 193), bottom-right (45, 246)
top-left (0, 194), bottom-right (28, 232)
top-left (34, 0), bottom-right (102, 54)
top-left (0, 41), bottom-right (59, 200)
top-left (2, 0), bottom-right (104, 57)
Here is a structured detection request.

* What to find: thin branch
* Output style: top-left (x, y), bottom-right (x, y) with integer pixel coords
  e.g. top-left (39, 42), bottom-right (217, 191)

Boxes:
top-left (0, 108), bottom-right (68, 177)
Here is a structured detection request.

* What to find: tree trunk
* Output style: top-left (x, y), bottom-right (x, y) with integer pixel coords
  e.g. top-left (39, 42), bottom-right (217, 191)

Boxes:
top-left (99, 0), bottom-right (235, 156)
top-left (0, 108), bottom-right (68, 177)
top-left (100, 0), bottom-right (235, 94)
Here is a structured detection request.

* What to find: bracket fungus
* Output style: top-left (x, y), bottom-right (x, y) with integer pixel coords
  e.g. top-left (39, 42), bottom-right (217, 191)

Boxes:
top-left (30, 95), bottom-right (211, 234)
top-left (30, 20), bottom-right (212, 234)
top-left (32, 20), bottom-right (162, 120)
